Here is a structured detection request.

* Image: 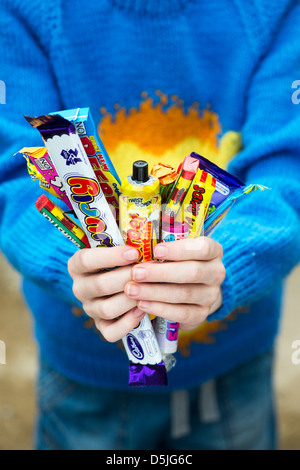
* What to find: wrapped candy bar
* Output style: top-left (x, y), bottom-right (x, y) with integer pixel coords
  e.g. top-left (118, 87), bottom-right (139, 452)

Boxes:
top-left (161, 154), bottom-right (199, 226)
top-left (21, 153), bottom-right (59, 199)
top-left (176, 169), bottom-right (216, 238)
top-left (55, 108), bottom-right (120, 221)
top-left (190, 152), bottom-right (243, 215)
top-left (35, 194), bottom-right (90, 249)
top-left (17, 147), bottom-right (72, 210)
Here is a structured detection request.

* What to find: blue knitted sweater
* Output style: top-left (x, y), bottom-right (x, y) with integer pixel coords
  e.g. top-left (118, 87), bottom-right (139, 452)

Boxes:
top-left (0, 0), bottom-right (300, 389)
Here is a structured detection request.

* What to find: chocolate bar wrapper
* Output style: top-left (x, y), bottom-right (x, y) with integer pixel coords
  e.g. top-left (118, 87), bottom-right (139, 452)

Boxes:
top-left (21, 153), bottom-right (59, 199)
top-left (190, 152), bottom-right (243, 214)
top-left (55, 107), bottom-right (120, 221)
top-left (123, 315), bottom-right (168, 387)
top-left (18, 147), bottom-right (72, 210)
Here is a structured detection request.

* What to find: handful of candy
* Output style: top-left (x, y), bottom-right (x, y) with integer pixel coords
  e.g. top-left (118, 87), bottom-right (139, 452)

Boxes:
top-left (16, 107), bottom-right (268, 387)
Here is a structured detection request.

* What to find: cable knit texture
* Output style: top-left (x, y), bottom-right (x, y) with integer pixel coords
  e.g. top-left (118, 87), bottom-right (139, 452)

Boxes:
top-left (0, 0), bottom-right (299, 389)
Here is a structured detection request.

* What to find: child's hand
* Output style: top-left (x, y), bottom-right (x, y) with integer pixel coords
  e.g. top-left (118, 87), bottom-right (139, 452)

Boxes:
top-left (67, 245), bottom-right (145, 342)
top-left (125, 237), bottom-right (225, 330)
top-left (67, 237), bottom-right (225, 342)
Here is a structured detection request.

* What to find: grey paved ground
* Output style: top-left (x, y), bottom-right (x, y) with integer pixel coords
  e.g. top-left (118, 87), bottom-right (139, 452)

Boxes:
top-left (0, 253), bottom-right (299, 450)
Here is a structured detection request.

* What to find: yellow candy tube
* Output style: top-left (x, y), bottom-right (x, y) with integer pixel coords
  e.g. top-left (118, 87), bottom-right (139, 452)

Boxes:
top-left (177, 169), bottom-right (216, 238)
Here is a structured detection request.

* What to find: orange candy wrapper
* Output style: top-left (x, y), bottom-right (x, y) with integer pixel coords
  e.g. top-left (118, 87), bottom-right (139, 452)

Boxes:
top-left (151, 162), bottom-right (178, 203)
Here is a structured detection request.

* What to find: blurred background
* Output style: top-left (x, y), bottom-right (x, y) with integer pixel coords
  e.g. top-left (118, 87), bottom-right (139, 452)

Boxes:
top-left (0, 251), bottom-right (300, 450)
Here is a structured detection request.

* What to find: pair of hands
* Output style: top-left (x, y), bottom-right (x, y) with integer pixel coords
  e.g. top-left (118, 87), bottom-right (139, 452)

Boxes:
top-left (68, 237), bottom-right (225, 342)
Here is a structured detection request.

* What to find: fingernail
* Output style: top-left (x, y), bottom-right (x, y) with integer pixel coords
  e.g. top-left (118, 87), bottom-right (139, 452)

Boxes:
top-left (133, 307), bottom-right (144, 317)
top-left (132, 267), bottom-right (147, 281)
top-left (138, 300), bottom-right (151, 310)
top-left (154, 244), bottom-right (167, 258)
top-left (126, 283), bottom-right (140, 297)
top-left (124, 249), bottom-right (139, 261)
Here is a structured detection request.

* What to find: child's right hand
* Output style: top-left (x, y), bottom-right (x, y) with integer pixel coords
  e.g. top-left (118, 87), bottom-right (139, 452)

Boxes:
top-left (67, 246), bottom-right (145, 342)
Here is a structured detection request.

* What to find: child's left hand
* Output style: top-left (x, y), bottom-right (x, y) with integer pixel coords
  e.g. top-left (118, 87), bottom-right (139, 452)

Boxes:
top-left (124, 236), bottom-right (225, 330)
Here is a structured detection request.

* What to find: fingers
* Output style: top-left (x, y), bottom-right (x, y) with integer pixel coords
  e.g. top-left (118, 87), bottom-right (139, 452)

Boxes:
top-left (153, 236), bottom-right (223, 262)
top-left (72, 265), bottom-right (132, 301)
top-left (67, 237), bottom-right (225, 340)
top-left (84, 292), bottom-right (138, 321)
top-left (82, 292), bottom-right (146, 342)
top-left (96, 307), bottom-right (146, 343)
top-left (136, 300), bottom-right (209, 330)
top-left (68, 245), bottom-right (140, 275)
top-left (125, 281), bottom-right (220, 308)
top-left (131, 258), bottom-right (226, 285)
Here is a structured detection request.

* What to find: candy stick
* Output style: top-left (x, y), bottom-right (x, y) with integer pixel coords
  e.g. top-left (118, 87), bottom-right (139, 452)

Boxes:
top-left (161, 155), bottom-right (199, 226)
top-left (35, 194), bottom-right (90, 249)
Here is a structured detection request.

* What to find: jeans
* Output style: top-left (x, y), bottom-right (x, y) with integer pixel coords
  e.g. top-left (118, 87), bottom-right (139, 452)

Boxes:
top-left (35, 348), bottom-right (277, 450)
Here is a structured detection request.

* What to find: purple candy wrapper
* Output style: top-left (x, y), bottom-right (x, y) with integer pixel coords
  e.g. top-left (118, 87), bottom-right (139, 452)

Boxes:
top-left (190, 152), bottom-right (244, 216)
top-left (129, 361), bottom-right (168, 387)
top-left (124, 314), bottom-right (168, 387)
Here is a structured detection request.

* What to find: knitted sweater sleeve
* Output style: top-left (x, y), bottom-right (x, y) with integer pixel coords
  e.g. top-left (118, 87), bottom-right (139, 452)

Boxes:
top-left (0, 1), bottom-right (79, 306)
top-left (210, 1), bottom-right (300, 320)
